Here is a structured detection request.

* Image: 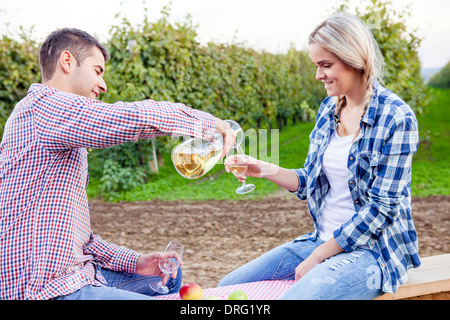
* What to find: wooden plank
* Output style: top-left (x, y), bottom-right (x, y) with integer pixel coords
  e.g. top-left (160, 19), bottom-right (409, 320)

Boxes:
top-left (402, 292), bottom-right (450, 300)
top-left (376, 254), bottom-right (450, 300)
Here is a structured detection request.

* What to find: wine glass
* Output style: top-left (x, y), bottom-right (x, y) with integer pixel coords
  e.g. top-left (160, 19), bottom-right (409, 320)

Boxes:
top-left (227, 145), bottom-right (255, 194)
top-left (149, 240), bottom-right (184, 294)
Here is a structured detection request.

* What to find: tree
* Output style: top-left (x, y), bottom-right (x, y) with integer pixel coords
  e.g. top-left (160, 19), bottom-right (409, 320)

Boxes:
top-left (351, 0), bottom-right (430, 113)
top-left (0, 29), bottom-right (40, 137)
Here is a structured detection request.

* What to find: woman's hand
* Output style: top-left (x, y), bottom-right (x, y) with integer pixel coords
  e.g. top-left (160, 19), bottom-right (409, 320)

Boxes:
top-left (225, 155), bottom-right (300, 192)
top-left (224, 155), bottom-right (272, 182)
top-left (136, 252), bottom-right (183, 284)
top-left (295, 254), bottom-right (322, 281)
top-left (295, 238), bottom-right (344, 281)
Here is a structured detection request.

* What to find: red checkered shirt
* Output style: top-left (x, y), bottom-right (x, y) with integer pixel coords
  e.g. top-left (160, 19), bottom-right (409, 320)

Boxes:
top-left (0, 83), bottom-right (216, 299)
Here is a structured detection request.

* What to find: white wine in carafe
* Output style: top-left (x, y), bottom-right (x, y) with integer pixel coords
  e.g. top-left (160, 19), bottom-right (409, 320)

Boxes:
top-left (172, 141), bottom-right (221, 179)
top-left (171, 119), bottom-right (244, 180)
top-left (172, 120), bottom-right (244, 179)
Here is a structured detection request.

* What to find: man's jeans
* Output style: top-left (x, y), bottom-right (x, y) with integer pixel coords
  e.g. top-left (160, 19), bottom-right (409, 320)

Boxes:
top-left (219, 238), bottom-right (383, 300)
top-left (55, 266), bottom-right (182, 300)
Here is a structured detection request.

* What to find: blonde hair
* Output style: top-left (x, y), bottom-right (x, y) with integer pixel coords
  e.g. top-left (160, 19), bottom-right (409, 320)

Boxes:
top-left (309, 13), bottom-right (384, 128)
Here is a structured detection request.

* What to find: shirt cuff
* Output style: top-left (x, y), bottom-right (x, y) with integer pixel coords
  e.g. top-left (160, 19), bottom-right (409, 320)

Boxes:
top-left (289, 169), bottom-right (307, 200)
top-left (115, 247), bottom-right (141, 274)
top-left (333, 228), bottom-right (356, 252)
top-left (194, 109), bottom-right (216, 141)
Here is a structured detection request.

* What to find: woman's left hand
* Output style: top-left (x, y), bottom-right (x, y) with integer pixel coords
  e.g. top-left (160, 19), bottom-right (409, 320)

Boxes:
top-left (295, 254), bottom-right (321, 281)
top-left (295, 238), bottom-right (344, 281)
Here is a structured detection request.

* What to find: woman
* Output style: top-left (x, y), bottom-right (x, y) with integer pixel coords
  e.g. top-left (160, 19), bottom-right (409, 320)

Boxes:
top-left (220, 13), bottom-right (421, 299)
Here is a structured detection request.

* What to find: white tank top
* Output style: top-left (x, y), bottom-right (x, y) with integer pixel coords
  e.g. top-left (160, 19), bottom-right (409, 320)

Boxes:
top-left (318, 131), bottom-right (356, 241)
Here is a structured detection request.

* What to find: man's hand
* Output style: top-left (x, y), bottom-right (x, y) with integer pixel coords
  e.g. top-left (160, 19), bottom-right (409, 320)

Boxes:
top-left (136, 252), bottom-right (183, 285)
top-left (214, 117), bottom-right (236, 158)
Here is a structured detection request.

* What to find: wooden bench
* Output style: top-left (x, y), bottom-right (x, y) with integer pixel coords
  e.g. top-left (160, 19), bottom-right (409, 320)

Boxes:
top-left (375, 253), bottom-right (450, 300)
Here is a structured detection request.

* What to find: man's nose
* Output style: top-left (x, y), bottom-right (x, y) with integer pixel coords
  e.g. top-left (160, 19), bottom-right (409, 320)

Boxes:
top-left (99, 78), bottom-right (107, 93)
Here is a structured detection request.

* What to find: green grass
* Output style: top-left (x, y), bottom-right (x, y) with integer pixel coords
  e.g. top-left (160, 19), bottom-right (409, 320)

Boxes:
top-left (411, 88), bottom-right (450, 197)
top-left (87, 88), bottom-right (449, 201)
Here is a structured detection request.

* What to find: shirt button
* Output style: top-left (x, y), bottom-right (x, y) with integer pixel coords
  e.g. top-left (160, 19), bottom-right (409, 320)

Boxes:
top-left (349, 156), bottom-right (354, 161)
top-left (354, 200), bottom-right (359, 204)
top-left (349, 180), bottom-right (354, 184)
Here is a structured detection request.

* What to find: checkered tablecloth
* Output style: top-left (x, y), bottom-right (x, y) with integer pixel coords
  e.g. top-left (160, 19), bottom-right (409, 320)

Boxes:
top-left (156, 280), bottom-right (295, 300)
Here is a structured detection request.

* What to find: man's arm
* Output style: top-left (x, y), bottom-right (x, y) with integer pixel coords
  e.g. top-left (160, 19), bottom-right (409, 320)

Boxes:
top-left (83, 233), bottom-right (141, 273)
top-left (34, 88), bottom-right (217, 152)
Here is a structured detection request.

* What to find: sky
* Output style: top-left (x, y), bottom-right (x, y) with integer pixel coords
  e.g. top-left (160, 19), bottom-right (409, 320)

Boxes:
top-left (1, 0), bottom-right (449, 69)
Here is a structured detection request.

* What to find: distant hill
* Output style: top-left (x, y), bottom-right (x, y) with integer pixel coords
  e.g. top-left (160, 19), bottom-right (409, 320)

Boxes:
top-left (427, 62), bottom-right (450, 88)
top-left (421, 67), bottom-right (442, 83)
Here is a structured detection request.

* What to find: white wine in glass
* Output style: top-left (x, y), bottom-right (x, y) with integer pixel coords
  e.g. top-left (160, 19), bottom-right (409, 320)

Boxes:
top-left (227, 146), bottom-right (255, 195)
top-left (229, 165), bottom-right (248, 176)
top-left (148, 240), bottom-right (184, 294)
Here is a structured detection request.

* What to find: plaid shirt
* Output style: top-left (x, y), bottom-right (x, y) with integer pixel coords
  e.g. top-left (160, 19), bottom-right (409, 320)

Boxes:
top-left (0, 83), bottom-right (216, 300)
top-left (292, 80), bottom-right (421, 293)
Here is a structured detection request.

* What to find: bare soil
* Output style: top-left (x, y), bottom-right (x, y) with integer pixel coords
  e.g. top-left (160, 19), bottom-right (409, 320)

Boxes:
top-left (90, 192), bottom-right (450, 288)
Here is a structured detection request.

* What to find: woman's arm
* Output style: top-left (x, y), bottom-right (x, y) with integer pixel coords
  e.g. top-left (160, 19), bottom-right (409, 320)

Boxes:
top-left (225, 155), bottom-right (300, 192)
top-left (295, 238), bottom-right (344, 281)
top-left (262, 164), bottom-right (300, 193)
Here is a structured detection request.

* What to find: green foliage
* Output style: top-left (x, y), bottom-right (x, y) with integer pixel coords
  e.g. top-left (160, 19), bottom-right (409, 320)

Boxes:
top-left (97, 159), bottom-right (147, 201)
top-left (352, 0), bottom-right (430, 114)
top-left (102, 8), bottom-right (319, 129)
top-left (0, 28), bottom-right (41, 137)
top-left (428, 62), bottom-right (450, 89)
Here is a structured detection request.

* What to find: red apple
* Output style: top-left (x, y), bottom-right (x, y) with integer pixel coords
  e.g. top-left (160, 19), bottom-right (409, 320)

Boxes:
top-left (179, 283), bottom-right (204, 300)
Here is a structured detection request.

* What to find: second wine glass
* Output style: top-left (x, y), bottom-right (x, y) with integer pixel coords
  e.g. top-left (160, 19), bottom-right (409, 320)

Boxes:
top-left (227, 145), bottom-right (255, 194)
top-left (148, 240), bottom-right (184, 294)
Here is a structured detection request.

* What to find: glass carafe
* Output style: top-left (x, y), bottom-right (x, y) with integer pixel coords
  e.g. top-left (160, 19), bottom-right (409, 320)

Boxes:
top-left (171, 120), bottom-right (243, 179)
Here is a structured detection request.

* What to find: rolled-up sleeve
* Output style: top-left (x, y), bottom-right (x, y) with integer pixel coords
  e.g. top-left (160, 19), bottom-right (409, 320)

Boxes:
top-left (83, 233), bottom-right (141, 274)
top-left (290, 168), bottom-right (308, 200)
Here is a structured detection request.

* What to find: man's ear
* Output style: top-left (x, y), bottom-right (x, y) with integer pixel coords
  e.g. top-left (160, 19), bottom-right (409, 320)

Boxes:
top-left (59, 50), bottom-right (76, 74)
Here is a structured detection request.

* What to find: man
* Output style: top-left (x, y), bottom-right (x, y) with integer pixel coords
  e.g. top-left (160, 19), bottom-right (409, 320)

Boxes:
top-left (0, 28), bottom-right (235, 300)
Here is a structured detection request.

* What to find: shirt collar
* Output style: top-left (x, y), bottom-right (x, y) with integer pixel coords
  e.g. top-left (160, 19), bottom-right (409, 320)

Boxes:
top-left (27, 83), bottom-right (60, 95)
top-left (28, 83), bottom-right (42, 94)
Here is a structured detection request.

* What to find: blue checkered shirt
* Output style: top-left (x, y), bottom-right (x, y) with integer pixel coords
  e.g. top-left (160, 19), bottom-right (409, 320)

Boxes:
top-left (292, 80), bottom-right (421, 293)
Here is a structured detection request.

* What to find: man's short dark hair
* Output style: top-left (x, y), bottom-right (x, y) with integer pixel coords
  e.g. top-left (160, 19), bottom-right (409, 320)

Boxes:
top-left (39, 28), bottom-right (110, 81)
